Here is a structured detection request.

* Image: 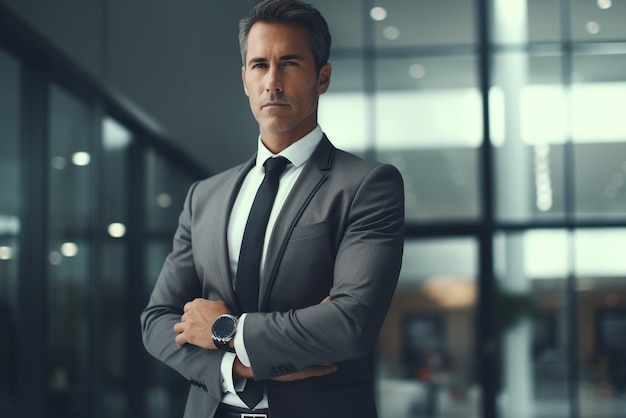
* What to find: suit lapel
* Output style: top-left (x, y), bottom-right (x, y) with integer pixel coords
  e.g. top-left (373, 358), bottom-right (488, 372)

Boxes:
top-left (259, 136), bottom-right (335, 310)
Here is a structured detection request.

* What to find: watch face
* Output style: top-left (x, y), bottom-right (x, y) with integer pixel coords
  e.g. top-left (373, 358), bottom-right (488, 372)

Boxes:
top-left (213, 315), bottom-right (236, 339)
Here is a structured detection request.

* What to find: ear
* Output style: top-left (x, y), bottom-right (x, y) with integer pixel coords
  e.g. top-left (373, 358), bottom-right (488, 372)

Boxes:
top-left (242, 66), bottom-right (249, 97)
top-left (317, 63), bottom-right (332, 95)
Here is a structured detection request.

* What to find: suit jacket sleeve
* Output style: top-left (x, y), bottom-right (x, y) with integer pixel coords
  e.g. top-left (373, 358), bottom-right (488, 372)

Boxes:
top-left (243, 160), bottom-right (405, 381)
top-left (140, 181), bottom-right (224, 401)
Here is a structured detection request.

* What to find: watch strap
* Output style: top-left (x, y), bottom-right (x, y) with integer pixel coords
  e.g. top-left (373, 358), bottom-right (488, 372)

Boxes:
top-left (214, 339), bottom-right (235, 353)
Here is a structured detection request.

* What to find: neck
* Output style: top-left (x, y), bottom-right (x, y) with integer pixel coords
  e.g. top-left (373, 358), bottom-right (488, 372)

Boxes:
top-left (259, 122), bottom-right (317, 154)
top-left (260, 135), bottom-right (300, 155)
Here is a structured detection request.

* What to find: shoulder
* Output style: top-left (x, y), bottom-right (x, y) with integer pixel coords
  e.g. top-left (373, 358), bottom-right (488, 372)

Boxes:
top-left (330, 147), bottom-right (403, 186)
top-left (182, 160), bottom-right (251, 210)
top-left (196, 163), bottom-right (244, 186)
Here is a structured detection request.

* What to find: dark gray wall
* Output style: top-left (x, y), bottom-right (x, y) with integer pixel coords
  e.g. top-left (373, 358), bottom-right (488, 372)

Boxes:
top-left (4, 0), bottom-right (259, 173)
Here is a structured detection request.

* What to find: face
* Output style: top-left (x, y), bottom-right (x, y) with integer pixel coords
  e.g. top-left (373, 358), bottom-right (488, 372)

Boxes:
top-left (242, 22), bottom-right (331, 147)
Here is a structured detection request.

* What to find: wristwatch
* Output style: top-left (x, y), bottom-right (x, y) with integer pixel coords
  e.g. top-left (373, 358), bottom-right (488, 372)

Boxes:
top-left (211, 314), bottom-right (238, 352)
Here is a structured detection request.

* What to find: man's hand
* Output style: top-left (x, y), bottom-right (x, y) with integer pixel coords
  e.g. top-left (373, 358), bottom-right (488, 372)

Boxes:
top-left (174, 299), bottom-right (230, 349)
top-left (233, 357), bottom-right (337, 382)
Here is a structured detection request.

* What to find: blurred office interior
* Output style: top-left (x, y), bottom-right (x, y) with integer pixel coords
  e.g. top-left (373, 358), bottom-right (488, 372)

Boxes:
top-left (1, 0), bottom-right (625, 417)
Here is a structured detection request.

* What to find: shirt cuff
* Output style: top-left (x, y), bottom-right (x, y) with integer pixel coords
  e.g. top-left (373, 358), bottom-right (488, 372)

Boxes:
top-left (235, 313), bottom-right (252, 368)
top-left (219, 352), bottom-right (239, 394)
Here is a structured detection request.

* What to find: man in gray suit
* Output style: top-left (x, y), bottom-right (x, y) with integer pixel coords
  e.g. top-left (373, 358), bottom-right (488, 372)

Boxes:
top-left (141, 1), bottom-right (404, 417)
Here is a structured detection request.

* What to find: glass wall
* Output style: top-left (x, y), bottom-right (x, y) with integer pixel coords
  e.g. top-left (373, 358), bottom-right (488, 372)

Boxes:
top-left (575, 229), bottom-right (626, 416)
top-left (143, 149), bottom-right (196, 418)
top-left (491, 0), bottom-right (626, 417)
top-left (317, 0), bottom-right (626, 417)
top-left (99, 116), bottom-right (133, 416)
top-left (495, 230), bottom-right (571, 417)
top-left (46, 83), bottom-right (94, 416)
top-left (0, 33), bottom-right (203, 418)
top-left (0, 47), bottom-right (21, 418)
top-left (378, 238), bottom-right (479, 417)
top-left (495, 229), bottom-right (626, 417)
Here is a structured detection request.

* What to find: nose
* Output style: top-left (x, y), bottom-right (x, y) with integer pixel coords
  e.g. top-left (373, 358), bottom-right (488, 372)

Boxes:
top-left (265, 66), bottom-right (283, 92)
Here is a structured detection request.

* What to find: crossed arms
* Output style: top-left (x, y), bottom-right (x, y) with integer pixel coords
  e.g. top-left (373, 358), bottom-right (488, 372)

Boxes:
top-left (140, 161), bottom-right (404, 396)
top-left (173, 297), bottom-right (336, 382)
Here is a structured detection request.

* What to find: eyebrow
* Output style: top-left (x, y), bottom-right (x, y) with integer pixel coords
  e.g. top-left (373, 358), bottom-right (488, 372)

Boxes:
top-left (247, 54), bottom-right (306, 67)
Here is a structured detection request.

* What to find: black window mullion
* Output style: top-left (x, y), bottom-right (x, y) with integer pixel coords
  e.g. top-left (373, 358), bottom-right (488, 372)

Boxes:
top-left (477, 0), bottom-right (499, 417)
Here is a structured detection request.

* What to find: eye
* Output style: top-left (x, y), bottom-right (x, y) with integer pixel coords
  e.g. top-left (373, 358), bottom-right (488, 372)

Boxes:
top-left (251, 63), bottom-right (268, 69)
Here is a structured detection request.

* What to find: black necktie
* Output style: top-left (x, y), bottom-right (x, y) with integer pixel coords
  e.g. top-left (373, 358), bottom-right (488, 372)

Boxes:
top-left (235, 156), bottom-right (289, 409)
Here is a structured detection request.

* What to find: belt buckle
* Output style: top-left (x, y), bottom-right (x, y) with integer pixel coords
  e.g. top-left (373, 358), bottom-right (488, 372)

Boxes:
top-left (241, 414), bottom-right (267, 418)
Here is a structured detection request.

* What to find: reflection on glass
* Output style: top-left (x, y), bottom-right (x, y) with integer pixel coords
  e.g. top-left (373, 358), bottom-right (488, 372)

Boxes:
top-left (143, 150), bottom-right (198, 417)
top-left (377, 238), bottom-right (479, 418)
top-left (145, 149), bottom-right (195, 236)
top-left (100, 115), bottom-right (132, 416)
top-left (47, 84), bottom-right (92, 414)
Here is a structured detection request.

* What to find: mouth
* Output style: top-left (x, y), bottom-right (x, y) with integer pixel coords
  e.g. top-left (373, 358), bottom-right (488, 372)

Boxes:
top-left (262, 101), bottom-right (288, 109)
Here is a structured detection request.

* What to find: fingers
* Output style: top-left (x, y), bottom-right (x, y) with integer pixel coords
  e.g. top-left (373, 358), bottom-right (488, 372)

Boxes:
top-left (320, 295), bottom-right (331, 304)
top-left (174, 322), bottom-right (186, 347)
top-left (183, 298), bottom-right (207, 312)
top-left (175, 299), bottom-right (229, 350)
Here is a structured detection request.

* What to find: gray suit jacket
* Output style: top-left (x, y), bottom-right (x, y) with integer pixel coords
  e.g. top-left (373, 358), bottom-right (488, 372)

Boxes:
top-left (141, 136), bottom-right (404, 418)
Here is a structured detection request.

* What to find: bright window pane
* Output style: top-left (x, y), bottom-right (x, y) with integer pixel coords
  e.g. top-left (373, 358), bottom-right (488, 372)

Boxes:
top-left (377, 238), bottom-right (479, 418)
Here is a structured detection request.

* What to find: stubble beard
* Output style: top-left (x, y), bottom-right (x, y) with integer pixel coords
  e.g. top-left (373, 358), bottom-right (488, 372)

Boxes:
top-left (257, 90), bottom-right (319, 135)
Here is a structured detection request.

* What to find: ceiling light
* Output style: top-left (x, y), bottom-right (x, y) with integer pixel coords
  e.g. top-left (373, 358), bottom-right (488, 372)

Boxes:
top-left (0, 246), bottom-right (12, 260)
top-left (51, 156), bottom-right (66, 170)
top-left (108, 222), bottom-right (127, 238)
top-left (72, 151), bottom-right (91, 166)
top-left (586, 21), bottom-right (600, 35)
top-left (49, 251), bottom-right (62, 265)
top-left (103, 116), bottom-right (132, 150)
top-left (369, 6), bottom-right (387, 21)
top-left (60, 242), bottom-right (78, 257)
top-left (383, 25), bottom-right (400, 40)
top-left (157, 193), bottom-right (172, 208)
top-left (409, 64), bottom-right (426, 79)
top-left (597, 0), bottom-right (612, 10)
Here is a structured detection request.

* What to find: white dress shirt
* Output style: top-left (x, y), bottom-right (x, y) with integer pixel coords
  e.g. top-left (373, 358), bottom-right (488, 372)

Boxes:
top-left (220, 125), bottom-right (323, 408)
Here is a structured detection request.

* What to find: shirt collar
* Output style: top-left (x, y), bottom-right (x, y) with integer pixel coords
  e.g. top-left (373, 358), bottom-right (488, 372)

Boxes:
top-left (256, 125), bottom-right (323, 169)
